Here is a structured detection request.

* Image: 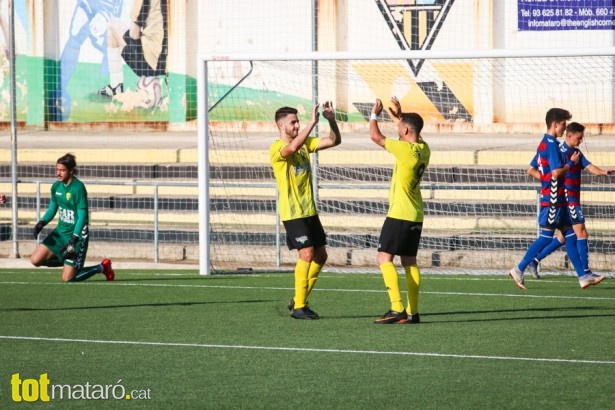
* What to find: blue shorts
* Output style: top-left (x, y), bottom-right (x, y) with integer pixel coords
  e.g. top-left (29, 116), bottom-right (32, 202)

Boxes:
top-left (538, 206), bottom-right (571, 229)
top-left (567, 205), bottom-right (585, 225)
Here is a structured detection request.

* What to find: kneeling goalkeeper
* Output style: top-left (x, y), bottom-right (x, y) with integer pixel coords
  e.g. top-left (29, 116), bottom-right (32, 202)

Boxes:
top-left (30, 153), bottom-right (115, 282)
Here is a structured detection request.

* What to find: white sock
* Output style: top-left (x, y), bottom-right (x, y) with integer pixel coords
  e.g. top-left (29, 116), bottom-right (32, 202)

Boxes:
top-left (108, 47), bottom-right (123, 88)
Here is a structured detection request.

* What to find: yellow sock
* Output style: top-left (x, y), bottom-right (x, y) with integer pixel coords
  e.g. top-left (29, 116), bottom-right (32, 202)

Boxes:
top-left (306, 261), bottom-right (322, 299)
top-left (293, 259), bottom-right (310, 309)
top-left (380, 262), bottom-right (404, 313)
top-left (404, 265), bottom-right (421, 315)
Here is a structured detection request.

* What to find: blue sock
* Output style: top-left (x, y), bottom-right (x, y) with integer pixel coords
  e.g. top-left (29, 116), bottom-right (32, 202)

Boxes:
top-left (535, 237), bottom-right (564, 263)
top-left (519, 229), bottom-right (554, 271)
top-left (563, 229), bottom-right (584, 277)
top-left (577, 238), bottom-right (590, 273)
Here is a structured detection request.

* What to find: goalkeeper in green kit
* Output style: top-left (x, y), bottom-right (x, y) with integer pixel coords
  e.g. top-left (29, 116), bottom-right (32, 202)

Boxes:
top-left (30, 153), bottom-right (115, 282)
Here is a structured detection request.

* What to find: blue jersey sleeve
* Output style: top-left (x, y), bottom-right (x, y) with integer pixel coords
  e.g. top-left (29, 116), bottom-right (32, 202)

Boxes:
top-left (530, 154), bottom-right (538, 168)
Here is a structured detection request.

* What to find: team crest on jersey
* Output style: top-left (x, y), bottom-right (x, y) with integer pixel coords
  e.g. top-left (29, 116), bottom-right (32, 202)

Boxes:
top-left (66, 192), bottom-right (71, 200)
top-left (291, 149), bottom-right (311, 175)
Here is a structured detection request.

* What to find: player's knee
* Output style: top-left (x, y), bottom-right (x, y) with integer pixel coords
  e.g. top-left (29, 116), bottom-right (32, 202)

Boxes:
top-left (313, 247), bottom-right (327, 265)
top-left (62, 270), bottom-right (75, 282)
top-left (315, 252), bottom-right (327, 265)
top-left (30, 254), bottom-right (42, 267)
top-left (376, 252), bottom-right (393, 266)
top-left (298, 248), bottom-right (315, 263)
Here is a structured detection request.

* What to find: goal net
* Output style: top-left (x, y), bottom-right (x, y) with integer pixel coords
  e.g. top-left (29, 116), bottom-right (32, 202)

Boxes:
top-left (198, 49), bottom-right (615, 276)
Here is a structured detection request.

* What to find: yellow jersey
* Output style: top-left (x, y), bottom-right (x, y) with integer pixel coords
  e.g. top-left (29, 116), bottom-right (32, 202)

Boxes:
top-left (385, 138), bottom-right (431, 222)
top-left (270, 137), bottom-right (320, 221)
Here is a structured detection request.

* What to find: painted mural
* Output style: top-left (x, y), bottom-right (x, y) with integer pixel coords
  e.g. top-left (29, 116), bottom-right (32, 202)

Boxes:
top-left (364, 0), bottom-right (472, 123)
top-left (50, 0), bottom-right (169, 122)
top-left (0, 1), bottom-right (613, 126)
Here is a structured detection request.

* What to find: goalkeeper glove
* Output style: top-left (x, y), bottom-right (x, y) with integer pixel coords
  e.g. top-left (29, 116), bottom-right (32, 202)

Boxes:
top-left (61, 235), bottom-right (80, 260)
top-left (33, 220), bottom-right (47, 238)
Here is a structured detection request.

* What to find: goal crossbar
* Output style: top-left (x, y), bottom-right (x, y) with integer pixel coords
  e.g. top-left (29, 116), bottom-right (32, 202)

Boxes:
top-left (199, 47), bottom-right (615, 63)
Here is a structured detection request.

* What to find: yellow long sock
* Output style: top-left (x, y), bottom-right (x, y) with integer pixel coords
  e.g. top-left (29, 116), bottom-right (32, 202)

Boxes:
top-left (404, 265), bottom-right (421, 315)
top-left (380, 262), bottom-right (404, 313)
top-left (306, 261), bottom-right (322, 299)
top-left (293, 259), bottom-right (311, 309)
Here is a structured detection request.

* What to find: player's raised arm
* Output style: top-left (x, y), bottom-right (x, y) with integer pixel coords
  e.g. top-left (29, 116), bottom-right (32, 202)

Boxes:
top-left (318, 101), bottom-right (341, 150)
top-left (369, 99), bottom-right (387, 148)
top-left (387, 96), bottom-right (402, 120)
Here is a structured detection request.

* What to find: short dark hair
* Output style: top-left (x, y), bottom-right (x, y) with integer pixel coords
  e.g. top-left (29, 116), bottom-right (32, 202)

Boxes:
top-left (275, 106), bottom-right (298, 123)
top-left (400, 112), bottom-right (424, 135)
top-left (567, 122), bottom-right (585, 134)
top-left (545, 108), bottom-right (572, 127)
top-left (57, 153), bottom-right (77, 174)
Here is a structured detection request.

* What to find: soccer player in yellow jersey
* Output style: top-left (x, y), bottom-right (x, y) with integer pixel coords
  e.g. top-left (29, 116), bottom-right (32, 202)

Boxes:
top-left (369, 97), bottom-right (431, 324)
top-left (270, 101), bottom-right (341, 319)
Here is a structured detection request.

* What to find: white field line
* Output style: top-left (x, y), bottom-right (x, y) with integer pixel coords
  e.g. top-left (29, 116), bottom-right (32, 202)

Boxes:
top-left (0, 335), bottom-right (614, 365)
top-left (0, 280), bottom-right (614, 301)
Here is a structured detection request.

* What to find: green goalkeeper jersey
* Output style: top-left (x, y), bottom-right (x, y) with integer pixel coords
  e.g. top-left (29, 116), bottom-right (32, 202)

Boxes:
top-left (270, 137), bottom-right (320, 221)
top-left (42, 177), bottom-right (89, 238)
top-left (385, 138), bottom-right (431, 222)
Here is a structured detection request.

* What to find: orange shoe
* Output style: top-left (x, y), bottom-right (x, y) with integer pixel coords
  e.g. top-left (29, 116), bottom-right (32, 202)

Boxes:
top-left (101, 259), bottom-right (115, 281)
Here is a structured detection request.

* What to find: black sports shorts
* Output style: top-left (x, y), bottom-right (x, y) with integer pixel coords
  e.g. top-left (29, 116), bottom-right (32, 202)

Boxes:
top-left (378, 217), bottom-right (423, 257)
top-left (282, 215), bottom-right (327, 251)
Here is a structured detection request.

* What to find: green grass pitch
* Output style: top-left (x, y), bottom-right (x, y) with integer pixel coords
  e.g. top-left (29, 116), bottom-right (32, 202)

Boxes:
top-left (1, 269), bottom-right (613, 409)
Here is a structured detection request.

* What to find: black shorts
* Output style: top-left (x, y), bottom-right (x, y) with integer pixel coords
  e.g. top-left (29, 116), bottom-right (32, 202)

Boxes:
top-left (282, 215), bottom-right (327, 251)
top-left (122, 32), bottom-right (166, 77)
top-left (378, 217), bottom-right (423, 257)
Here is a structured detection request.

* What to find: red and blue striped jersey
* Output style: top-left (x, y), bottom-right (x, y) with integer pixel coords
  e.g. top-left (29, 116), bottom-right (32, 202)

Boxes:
top-left (560, 142), bottom-right (591, 206)
top-left (530, 134), bottom-right (566, 207)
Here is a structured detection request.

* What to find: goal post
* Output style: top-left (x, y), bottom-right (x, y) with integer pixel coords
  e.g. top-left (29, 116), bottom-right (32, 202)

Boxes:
top-left (197, 48), bottom-right (615, 276)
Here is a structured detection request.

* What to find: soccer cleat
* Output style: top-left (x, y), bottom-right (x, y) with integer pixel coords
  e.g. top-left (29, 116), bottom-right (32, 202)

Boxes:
top-left (527, 259), bottom-right (541, 279)
top-left (290, 307), bottom-right (319, 320)
top-left (398, 313), bottom-right (420, 324)
top-left (508, 267), bottom-right (526, 290)
top-left (374, 309), bottom-right (407, 324)
top-left (287, 299), bottom-right (319, 318)
top-left (98, 83), bottom-right (124, 97)
top-left (303, 305), bottom-right (319, 319)
top-left (579, 273), bottom-right (605, 289)
top-left (101, 258), bottom-right (115, 281)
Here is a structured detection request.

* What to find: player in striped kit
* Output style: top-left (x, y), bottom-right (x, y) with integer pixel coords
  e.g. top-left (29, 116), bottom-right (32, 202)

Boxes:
top-left (508, 108), bottom-right (585, 290)
top-left (526, 122), bottom-right (612, 288)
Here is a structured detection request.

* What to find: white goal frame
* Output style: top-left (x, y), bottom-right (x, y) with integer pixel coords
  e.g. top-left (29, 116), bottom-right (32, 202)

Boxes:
top-left (197, 47), bottom-right (615, 276)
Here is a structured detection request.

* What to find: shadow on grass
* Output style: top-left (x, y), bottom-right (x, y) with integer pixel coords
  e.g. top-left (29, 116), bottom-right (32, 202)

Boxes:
top-left (418, 306), bottom-right (615, 323)
top-left (2, 299), bottom-right (276, 312)
top-left (326, 306), bottom-right (614, 321)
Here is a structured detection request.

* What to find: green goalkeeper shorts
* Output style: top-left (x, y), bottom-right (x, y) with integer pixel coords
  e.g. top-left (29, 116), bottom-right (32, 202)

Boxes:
top-left (42, 230), bottom-right (89, 269)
